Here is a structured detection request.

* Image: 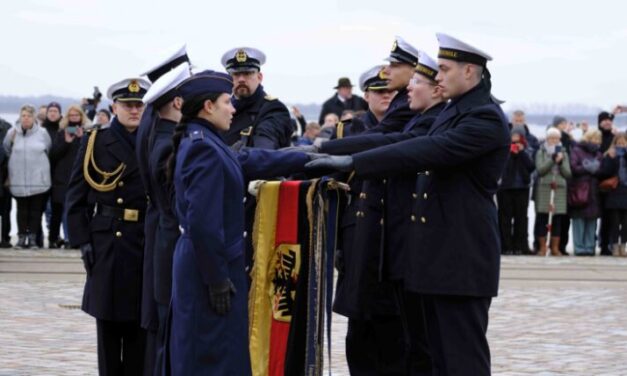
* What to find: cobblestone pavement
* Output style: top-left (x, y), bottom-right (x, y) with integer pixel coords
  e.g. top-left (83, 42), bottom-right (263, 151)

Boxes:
top-left (1, 251), bottom-right (627, 375)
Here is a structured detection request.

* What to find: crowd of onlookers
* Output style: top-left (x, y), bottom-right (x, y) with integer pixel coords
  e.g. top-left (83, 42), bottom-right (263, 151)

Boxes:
top-left (0, 102), bottom-right (110, 249)
top-left (498, 108), bottom-right (627, 256)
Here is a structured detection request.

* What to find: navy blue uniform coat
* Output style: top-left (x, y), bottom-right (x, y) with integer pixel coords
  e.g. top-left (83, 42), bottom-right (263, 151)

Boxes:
top-left (66, 126), bottom-right (147, 321)
top-left (352, 83), bottom-right (510, 297)
top-left (170, 118), bottom-right (308, 375)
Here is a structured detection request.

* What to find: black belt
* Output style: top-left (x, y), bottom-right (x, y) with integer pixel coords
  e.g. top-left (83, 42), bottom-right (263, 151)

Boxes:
top-left (95, 203), bottom-right (143, 222)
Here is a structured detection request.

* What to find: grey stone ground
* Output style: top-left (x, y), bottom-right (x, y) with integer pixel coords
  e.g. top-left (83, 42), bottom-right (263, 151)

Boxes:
top-left (1, 250), bottom-right (627, 375)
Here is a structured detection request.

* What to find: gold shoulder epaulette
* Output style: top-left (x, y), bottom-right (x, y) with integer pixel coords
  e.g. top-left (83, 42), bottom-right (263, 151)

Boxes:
top-left (264, 95), bottom-right (277, 101)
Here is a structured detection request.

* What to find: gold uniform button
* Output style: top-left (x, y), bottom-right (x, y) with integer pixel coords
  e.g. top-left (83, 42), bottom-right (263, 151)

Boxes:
top-left (243, 197), bottom-right (247, 204)
top-left (423, 193), bottom-right (428, 199)
top-left (115, 231), bottom-right (122, 238)
top-left (411, 215), bottom-right (416, 222)
top-left (412, 193), bottom-right (418, 199)
top-left (380, 219), bottom-right (384, 226)
top-left (425, 171), bottom-right (430, 176)
top-left (383, 179), bottom-right (387, 184)
top-left (117, 198), bottom-right (124, 204)
top-left (421, 217), bottom-right (426, 223)
top-left (118, 181), bottom-right (124, 187)
top-left (380, 199), bottom-right (384, 204)
top-left (243, 231), bottom-right (248, 238)
top-left (359, 192), bottom-right (366, 199)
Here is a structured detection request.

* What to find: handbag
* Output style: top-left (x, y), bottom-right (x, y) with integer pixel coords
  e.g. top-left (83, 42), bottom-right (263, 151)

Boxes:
top-left (568, 179), bottom-right (590, 207)
top-left (599, 176), bottom-right (619, 192)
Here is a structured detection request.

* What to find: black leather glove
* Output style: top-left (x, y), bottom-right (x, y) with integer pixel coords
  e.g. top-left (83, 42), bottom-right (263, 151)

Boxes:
top-left (281, 144), bottom-right (319, 153)
top-left (208, 279), bottom-right (237, 315)
top-left (80, 243), bottom-right (95, 276)
top-left (305, 155), bottom-right (354, 172)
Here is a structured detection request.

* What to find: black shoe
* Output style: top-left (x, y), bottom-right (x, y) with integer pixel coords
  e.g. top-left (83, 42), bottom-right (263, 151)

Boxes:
top-left (14, 235), bottom-right (28, 249)
top-left (27, 234), bottom-right (39, 250)
top-left (0, 240), bottom-right (12, 248)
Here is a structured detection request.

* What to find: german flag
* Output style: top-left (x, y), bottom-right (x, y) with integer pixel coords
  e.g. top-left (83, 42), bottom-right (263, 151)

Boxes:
top-left (249, 179), bottom-right (343, 376)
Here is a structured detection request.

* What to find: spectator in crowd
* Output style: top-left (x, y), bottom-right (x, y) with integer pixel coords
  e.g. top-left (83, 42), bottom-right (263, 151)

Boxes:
top-left (3, 104), bottom-right (51, 249)
top-left (497, 128), bottom-right (535, 255)
top-left (579, 120), bottom-right (590, 135)
top-left (295, 122), bottom-right (321, 146)
top-left (510, 110), bottom-right (539, 155)
top-left (42, 102), bottom-right (62, 140)
top-left (291, 106), bottom-right (307, 137)
top-left (319, 112), bottom-right (340, 139)
top-left (318, 77), bottom-right (368, 124)
top-left (569, 130), bottom-right (603, 256)
top-left (535, 127), bottom-right (572, 256)
top-left (94, 109), bottom-right (111, 128)
top-left (0, 117), bottom-right (12, 247)
top-left (600, 132), bottom-right (627, 257)
top-left (49, 105), bottom-right (90, 248)
top-left (598, 111), bottom-right (617, 256)
top-left (553, 115), bottom-right (574, 255)
top-left (37, 105), bottom-right (47, 124)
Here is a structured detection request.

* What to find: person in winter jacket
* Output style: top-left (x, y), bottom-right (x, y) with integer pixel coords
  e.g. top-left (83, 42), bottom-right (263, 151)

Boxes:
top-left (3, 104), bottom-right (51, 249)
top-left (569, 130), bottom-right (603, 255)
top-left (497, 128), bottom-right (535, 254)
top-left (599, 132), bottom-right (627, 257)
top-left (49, 104), bottom-right (91, 248)
top-left (597, 111), bottom-right (617, 255)
top-left (535, 127), bottom-right (572, 256)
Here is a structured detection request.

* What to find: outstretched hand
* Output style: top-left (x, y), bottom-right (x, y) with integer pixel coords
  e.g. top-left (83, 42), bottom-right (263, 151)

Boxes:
top-left (281, 144), bottom-right (318, 153)
top-left (305, 155), bottom-right (354, 172)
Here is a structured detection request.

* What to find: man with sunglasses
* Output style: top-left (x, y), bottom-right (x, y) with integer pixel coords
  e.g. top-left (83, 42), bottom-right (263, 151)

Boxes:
top-left (66, 77), bottom-right (152, 375)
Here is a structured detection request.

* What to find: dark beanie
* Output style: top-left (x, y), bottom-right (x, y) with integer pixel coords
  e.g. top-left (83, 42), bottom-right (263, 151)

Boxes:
top-left (47, 101), bottom-right (62, 113)
top-left (598, 111), bottom-right (614, 125)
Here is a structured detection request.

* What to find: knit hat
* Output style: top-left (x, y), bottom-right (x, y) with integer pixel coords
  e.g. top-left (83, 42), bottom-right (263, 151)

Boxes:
top-left (598, 111), bottom-right (614, 125)
top-left (47, 101), bottom-right (62, 113)
top-left (552, 115), bottom-right (567, 127)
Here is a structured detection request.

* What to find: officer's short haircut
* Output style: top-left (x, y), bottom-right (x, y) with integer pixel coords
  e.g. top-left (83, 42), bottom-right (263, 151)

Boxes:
top-left (456, 61), bottom-right (483, 82)
top-left (513, 110), bottom-right (525, 117)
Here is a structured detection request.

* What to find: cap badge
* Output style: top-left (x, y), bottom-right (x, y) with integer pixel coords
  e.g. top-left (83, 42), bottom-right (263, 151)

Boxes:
top-left (128, 80), bottom-right (140, 93)
top-left (391, 40), bottom-right (398, 52)
top-left (235, 49), bottom-right (248, 63)
top-left (378, 69), bottom-right (388, 80)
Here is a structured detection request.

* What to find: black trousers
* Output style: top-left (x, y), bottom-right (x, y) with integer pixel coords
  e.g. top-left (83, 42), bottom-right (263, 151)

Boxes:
top-left (421, 294), bottom-right (492, 376)
top-left (608, 208), bottom-right (627, 244)
top-left (15, 192), bottom-right (47, 235)
top-left (96, 319), bottom-right (146, 376)
top-left (0, 187), bottom-right (12, 241)
top-left (49, 201), bottom-right (64, 242)
top-left (599, 194), bottom-right (611, 254)
top-left (497, 189), bottom-right (530, 251)
top-left (346, 315), bottom-right (406, 375)
top-left (559, 214), bottom-right (571, 252)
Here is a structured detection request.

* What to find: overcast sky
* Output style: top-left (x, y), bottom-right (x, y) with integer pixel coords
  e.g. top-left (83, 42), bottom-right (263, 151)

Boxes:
top-left (2, 0), bottom-right (627, 110)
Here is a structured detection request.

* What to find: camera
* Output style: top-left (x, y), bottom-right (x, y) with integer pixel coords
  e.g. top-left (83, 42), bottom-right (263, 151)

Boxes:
top-left (83, 86), bottom-right (102, 114)
top-left (554, 145), bottom-right (562, 154)
top-left (66, 126), bottom-right (77, 135)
